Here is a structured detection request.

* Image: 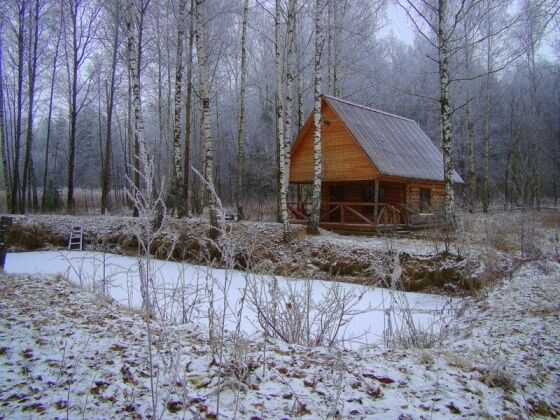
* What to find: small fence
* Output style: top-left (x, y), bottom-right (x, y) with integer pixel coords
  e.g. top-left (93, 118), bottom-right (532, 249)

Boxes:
top-left (288, 201), bottom-right (406, 232)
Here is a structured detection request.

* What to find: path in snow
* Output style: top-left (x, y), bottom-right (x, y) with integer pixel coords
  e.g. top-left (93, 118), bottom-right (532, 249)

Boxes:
top-left (5, 251), bottom-right (457, 348)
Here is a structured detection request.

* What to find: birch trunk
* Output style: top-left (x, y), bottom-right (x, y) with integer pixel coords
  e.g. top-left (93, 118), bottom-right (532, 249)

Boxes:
top-left (284, 0), bottom-right (296, 198)
top-left (307, 0), bottom-right (324, 235)
top-left (0, 23), bottom-right (12, 208)
top-left (195, 0), bottom-right (219, 238)
top-left (101, 4), bottom-right (120, 214)
top-left (327, 0), bottom-right (334, 94)
top-left (438, 0), bottom-right (455, 226)
top-left (173, 0), bottom-right (186, 215)
top-left (181, 0), bottom-right (194, 218)
top-left (126, 0), bottom-right (148, 192)
top-left (275, 0), bottom-right (289, 237)
top-left (295, 9), bottom-right (303, 131)
top-left (235, 0), bottom-right (249, 220)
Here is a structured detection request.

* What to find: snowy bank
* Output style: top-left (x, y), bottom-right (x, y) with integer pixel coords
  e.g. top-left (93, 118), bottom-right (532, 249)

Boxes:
top-left (0, 258), bottom-right (558, 418)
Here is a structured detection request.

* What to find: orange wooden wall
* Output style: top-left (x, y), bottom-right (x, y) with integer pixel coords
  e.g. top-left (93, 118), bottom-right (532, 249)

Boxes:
top-left (289, 99), bottom-right (380, 183)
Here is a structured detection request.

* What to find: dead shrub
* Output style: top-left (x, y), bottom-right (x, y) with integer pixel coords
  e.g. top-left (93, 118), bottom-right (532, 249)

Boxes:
top-left (481, 365), bottom-right (517, 392)
top-left (483, 222), bottom-right (519, 253)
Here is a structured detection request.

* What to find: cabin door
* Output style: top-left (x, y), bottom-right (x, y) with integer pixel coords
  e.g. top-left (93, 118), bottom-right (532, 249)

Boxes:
top-left (329, 185), bottom-right (345, 222)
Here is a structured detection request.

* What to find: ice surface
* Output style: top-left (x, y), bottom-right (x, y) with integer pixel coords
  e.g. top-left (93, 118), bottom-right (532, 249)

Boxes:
top-left (5, 251), bottom-right (456, 349)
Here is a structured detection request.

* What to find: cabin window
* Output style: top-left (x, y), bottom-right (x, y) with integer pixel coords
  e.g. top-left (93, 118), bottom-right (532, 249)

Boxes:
top-left (420, 188), bottom-right (431, 212)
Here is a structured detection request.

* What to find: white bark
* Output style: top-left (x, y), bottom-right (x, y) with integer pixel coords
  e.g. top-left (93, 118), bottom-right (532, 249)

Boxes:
top-left (327, 0), bottom-right (334, 94)
top-left (437, 0), bottom-right (455, 225)
top-left (284, 0), bottom-right (296, 194)
top-left (235, 0), bottom-right (249, 220)
top-left (295, 12), bottom-right (304, 131)
top-left (195, 0), bottom-right (218, 238)
top-left (126, 0), bottom-right (149, 191)
top-left (275, 0), bottom-right (289, 237)
top-left (173, 0), bottom-right (186, 191)
top-left (308, 0), bottom-right (324, 235)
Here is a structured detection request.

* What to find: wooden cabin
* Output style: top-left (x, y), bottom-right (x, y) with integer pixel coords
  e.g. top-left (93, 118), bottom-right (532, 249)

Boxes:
top-left (288, 95), bottom-right (463, 231)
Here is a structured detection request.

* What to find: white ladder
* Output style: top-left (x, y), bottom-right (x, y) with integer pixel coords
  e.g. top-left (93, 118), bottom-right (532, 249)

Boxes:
top-left (68, 226), bottom-right (83, 251)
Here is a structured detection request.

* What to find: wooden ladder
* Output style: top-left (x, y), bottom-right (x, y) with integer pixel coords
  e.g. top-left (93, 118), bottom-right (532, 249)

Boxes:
top-left (68, 226), bottom-right (83, 251)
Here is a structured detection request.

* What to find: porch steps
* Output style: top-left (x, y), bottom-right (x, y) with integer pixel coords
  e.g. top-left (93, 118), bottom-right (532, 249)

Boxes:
top-left (68, 226), bottom-right (84, 251)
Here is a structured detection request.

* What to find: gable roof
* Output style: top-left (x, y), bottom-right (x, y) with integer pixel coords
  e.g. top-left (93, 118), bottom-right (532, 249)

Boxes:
top-left (322, 95), bottom-right (463, 183)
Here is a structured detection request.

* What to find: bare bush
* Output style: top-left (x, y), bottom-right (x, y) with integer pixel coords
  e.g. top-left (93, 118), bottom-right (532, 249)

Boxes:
top-left (381, 250), bottom-right (459, 349)
top-left (246, 274), bottom-right (370, 347)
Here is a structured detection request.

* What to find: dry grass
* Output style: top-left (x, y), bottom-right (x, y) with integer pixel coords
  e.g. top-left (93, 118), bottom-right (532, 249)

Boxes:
top-left (458, 209), bottom-right (558, 257)
top-left (0, 188), bottom-right (130, 215)
top-left (418, 350), bottom-right (433, 365)
top-left (481, 365), bottom-right (517, 392)
top-left (443, 353), bottom-right (472, 371)
top-left (534, 211), bottom-right (560, 228)
top-left (242, 198), bottom-right (277, 222)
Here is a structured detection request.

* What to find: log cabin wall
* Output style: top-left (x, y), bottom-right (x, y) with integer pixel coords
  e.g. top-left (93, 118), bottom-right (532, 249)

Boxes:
top-left (406, 181), bottom-right (445, 213)
top-left (290, 100), bottom-right (380, 183)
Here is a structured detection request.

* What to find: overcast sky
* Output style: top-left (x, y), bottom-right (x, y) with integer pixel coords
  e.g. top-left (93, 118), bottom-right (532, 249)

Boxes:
top-left (382, 1), bottom-right (557, 60)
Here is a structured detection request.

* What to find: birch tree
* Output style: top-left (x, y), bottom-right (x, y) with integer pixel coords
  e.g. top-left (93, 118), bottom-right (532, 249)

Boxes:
top-left (235, 0), bottom-right (249, 220)
top-left (307, 0), bottom-right (325, 235)
top-left (275, 0), bottom-right (289, 236)
top-left (181, 0), bottom-right (194, 218)
top-left (172, 0), bottom-right (186, 216)
top-left (397, 0), bottom-right (460, 223)
top-left (126, 0), bottom-right (149, 199)
top-left (284, 0), bottom-right (296, 195)
top-left (195, 0), bottom-right (219, 238)
top-left (398, 0), bottom-right (505, 223)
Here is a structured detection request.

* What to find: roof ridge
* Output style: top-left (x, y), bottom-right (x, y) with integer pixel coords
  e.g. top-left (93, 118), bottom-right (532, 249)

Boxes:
top-left (323, 94), bottom-right (416, 122)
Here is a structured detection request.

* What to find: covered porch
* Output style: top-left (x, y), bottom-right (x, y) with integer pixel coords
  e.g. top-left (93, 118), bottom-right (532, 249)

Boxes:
top-left (288, 180), bottom-right (415, 232)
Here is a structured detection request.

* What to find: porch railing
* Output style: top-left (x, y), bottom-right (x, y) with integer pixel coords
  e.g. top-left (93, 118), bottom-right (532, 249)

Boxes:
top-left (288, 201), bottom-right (406, 231)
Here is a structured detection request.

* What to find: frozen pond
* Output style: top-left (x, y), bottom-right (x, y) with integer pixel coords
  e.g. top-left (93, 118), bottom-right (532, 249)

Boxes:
top-left (5, 251), bottom-right (458, 349)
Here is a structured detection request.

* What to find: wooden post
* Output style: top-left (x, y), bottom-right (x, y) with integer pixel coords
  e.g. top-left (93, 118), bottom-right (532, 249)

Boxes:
top-left (373, 180), bottom-right (379, 224)
top-left (0, 216), bottom-right (12, 269)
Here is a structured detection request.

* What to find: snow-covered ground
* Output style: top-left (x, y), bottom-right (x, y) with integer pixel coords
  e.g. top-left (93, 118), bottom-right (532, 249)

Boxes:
top-left (1, 211), bottom-right (558, 418)
top-left (5, 251), bottom-right (456, 349)
top-left (1, 258), bottom-right (558, 418)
